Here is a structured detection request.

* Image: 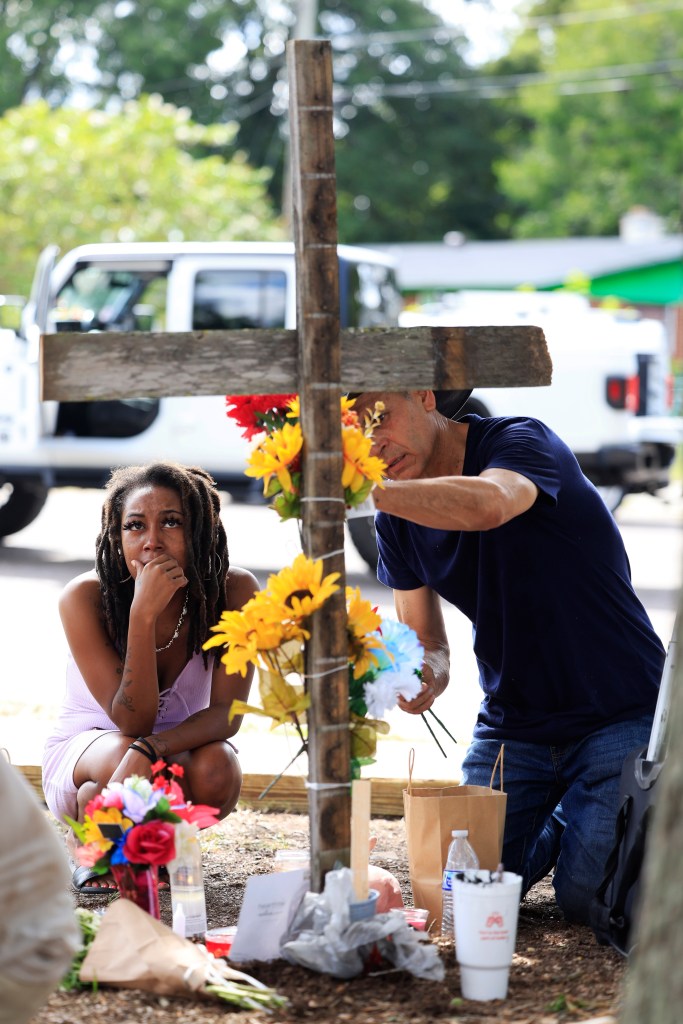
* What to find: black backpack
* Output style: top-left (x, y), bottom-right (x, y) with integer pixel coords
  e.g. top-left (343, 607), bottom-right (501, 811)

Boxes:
top-left (590, 745), bottom-right (662, 956)
top-left (590, 622), bottom-right (675, 956)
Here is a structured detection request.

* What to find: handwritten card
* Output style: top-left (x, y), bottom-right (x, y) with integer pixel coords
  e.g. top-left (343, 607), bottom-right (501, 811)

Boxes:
top-left (229, 869), bottom-right (308, 962)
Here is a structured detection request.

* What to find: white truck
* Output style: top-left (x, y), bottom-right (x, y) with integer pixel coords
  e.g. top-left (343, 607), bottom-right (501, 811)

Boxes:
top-left (401, 290), bottom-right (679, 512)
top-left (0, 241), bottom-right (401, 565)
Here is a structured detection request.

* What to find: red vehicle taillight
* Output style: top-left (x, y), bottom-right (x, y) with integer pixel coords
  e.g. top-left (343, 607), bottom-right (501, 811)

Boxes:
top-left (606, 375), bottom-right (640, 411)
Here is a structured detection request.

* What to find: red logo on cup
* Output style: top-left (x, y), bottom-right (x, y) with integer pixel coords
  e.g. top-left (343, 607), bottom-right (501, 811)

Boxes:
top-left (485, 912), bottom-right (504, 928)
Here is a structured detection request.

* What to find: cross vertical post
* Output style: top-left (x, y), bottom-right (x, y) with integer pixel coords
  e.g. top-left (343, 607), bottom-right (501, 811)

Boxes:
top-left (288, 39), bottom-right (351, 890)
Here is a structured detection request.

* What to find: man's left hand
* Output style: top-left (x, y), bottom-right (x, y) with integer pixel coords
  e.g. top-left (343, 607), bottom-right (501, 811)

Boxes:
top-left (398, 679), bottom-right (436, 715)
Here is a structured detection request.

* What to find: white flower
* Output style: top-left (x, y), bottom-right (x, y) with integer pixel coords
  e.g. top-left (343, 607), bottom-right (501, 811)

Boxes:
top-left (363, 661), bottom-right (422, 719)
top-left (363, 676), bottom-right (401, 718)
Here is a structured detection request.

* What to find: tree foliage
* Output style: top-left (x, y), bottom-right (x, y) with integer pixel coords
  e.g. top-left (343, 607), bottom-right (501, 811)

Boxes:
top-left (7, 0), bottom-right (677, 247)
top-left (0, 97), bottom-right (283, 295)
top-left (494, 0), bottom-right (683, 237)
top-left (0, 0), bottom-right (511, 243)
top-left (324, 0), bottom-right (509, 243)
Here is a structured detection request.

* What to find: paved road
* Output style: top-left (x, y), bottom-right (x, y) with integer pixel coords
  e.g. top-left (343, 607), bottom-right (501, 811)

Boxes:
top-left (1, 487), bottom-right (681, 780)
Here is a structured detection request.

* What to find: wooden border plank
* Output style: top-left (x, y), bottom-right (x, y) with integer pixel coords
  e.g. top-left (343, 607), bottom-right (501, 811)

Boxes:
top-left (16, 765), bottom-right (456, 819)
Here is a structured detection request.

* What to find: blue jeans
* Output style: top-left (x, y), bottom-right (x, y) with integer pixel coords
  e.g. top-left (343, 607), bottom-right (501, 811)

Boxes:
top-left (460, 715), bottom-right (653, 925)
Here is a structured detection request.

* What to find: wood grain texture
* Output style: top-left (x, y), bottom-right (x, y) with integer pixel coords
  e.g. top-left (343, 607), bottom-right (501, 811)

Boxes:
top-left (41, 324), bottom-right (551, 400)
top-left (289, 38), bottom-right (351, 891)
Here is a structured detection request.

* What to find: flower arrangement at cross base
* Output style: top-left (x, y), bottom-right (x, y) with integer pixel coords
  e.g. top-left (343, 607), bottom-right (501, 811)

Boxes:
top-left (66, 762), bottom-right (219, 917)
top-left (225, 394), bottom-right (386, 520)
top-left (204, 553), bottom-right (423, 780)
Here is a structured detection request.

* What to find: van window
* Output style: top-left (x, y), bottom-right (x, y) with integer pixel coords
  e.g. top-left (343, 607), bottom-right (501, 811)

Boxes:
top-left (192, 269), bottom-right (287, 330)
top-left (53, 267), bottom-right (168, 332)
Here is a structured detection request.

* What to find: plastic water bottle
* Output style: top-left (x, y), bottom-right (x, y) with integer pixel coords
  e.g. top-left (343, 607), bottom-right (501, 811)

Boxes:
top-left (441, 829), bottom-right (479, 938)
top-left (169, 825), bottom-right (208, 938)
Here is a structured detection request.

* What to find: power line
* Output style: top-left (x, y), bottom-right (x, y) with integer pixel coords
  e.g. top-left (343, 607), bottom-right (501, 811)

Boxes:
top-left (328, 0), bottom-right (683, 50)
top-left (55, 3), bottom-right (683, 113)
top-left (71, 52), bottom-right (683, 114)
top-left (335, 57), bottom-right (683, 102)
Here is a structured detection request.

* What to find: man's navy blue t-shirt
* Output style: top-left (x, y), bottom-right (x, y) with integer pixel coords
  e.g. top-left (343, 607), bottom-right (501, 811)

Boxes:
top-left (376, 415), bottom-right (664, 744)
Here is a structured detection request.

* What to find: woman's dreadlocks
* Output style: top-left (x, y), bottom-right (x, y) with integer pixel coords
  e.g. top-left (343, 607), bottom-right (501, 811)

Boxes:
top-left (95, 462), bottom-right (229, 664)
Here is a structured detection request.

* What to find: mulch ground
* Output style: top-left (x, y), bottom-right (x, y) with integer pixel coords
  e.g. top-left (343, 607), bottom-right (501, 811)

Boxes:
top-left (30, 807), bottom-right (625, 1024)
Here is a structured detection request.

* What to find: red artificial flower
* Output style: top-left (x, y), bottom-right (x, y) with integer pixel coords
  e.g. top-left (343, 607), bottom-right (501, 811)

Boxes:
top-left (168, 763), bottom-right (185, 778)
top-left (123, 820), bottom-right (176, 866)
top-left (150, 759), bottom-right (167, 775)
top-left (225, 394), bottom-right (295, 440)
top-left (164, 778), bottom-right (187, 807)
top-left (174, 803), bottom-right (221, 829)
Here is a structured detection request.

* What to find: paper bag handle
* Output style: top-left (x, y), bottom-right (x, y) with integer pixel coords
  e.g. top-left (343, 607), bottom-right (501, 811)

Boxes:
top-left (489, 744), bottom-right (504, 793)
top-left (407, 747), bottom-right (415, 794)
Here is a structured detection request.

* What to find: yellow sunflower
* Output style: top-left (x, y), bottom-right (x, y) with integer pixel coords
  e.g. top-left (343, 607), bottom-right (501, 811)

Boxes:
top-left (286, 396), bottom-right (300, 419)
top-left (204, 599), bottom-right (298, 676)
top-left (266, 553), bottom-right (341, 618)
top-left (346, 585), bottom-right (385, 679)
top-left (341, 424), bottom-right (386, 495)
top-left (245, 420), bottom-right (303, 494)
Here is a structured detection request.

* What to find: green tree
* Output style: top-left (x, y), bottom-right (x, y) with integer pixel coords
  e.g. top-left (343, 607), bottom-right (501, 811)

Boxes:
top-left (0, 0), bottom-right (241, 113)
top-left (0, 97), bottom-right (283, 296)
top-left (0, 0), bottom-right (512, 242)
top-left (495, 0), bottom-right (683, 237)
top-left (323, 0), bottom-right (509, 242)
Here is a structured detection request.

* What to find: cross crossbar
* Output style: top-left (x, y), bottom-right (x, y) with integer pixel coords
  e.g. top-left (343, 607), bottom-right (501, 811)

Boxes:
top-left (40, 324), bottom-right (550, 401)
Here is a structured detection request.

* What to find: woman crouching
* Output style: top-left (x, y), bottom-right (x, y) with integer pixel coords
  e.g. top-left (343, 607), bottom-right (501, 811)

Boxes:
top-left (42, 462), bottom-right (256, 892)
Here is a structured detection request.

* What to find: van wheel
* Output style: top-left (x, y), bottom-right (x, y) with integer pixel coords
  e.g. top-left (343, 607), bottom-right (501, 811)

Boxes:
top-left (348, 515), bottom-right (378, 572)
top-left (0, 478), bottom-right (49, 538)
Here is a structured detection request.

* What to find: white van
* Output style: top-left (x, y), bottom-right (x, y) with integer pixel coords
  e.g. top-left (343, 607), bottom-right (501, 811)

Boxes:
top-left (0, 242), bottom-right (401, 566)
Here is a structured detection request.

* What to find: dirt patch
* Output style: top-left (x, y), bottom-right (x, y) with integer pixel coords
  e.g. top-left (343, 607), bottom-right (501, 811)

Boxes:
top-left (32, 807), bottom-right (625, 1024)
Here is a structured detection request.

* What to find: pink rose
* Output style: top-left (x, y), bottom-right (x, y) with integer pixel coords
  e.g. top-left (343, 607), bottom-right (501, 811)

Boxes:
top-left (123, 820), bottom-right (176, 866)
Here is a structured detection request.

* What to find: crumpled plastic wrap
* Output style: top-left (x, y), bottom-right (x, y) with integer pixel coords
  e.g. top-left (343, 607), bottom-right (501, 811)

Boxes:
top-left (280, 867), bottom-right (444, 981)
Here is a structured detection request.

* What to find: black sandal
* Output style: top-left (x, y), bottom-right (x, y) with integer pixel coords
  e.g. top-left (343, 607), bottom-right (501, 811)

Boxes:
top-left (72, 865), bottom-right (119, 895)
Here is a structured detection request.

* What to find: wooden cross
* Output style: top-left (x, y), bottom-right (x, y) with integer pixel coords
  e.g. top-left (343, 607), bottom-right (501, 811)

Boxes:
top-left (40, 40), bottom-right (551, 892)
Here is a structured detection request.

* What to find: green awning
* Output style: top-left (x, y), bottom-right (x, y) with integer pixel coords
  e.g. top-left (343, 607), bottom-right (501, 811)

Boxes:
top-left (589, 261), bottom-right (683, 305)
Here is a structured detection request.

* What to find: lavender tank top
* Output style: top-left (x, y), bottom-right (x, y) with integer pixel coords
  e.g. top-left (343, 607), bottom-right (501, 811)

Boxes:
top-left (47, 651), bottom-right (214, 742)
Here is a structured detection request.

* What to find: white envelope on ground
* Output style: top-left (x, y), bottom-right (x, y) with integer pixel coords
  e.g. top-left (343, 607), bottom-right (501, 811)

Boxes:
top-left (229, 869), bottom-right (308, 962)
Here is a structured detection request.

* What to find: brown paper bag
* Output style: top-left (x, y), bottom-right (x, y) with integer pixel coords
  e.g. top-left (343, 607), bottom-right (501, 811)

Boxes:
top-left (403, 746), bottom-right (507, 932)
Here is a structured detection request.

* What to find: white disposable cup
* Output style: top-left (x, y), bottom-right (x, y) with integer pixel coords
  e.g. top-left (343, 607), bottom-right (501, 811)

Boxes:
top-left (452, 870), bottom-right (523, 1001)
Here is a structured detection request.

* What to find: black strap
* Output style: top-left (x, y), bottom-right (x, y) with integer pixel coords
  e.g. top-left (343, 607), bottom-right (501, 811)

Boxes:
top-left (594, 795), bottom-right (630, 906)
top-left (136, 735), bottom-right (158, 757)
top-left (127, 741), bottom-right (155, 765)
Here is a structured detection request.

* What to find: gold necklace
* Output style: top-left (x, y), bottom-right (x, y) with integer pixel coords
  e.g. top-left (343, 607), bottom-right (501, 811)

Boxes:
top-left (156, 594), bottom-right (189, 653)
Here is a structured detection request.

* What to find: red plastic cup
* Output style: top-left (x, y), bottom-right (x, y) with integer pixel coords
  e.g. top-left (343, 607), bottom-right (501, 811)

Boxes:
top-left (204, 926), bottom-right (238, 958)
